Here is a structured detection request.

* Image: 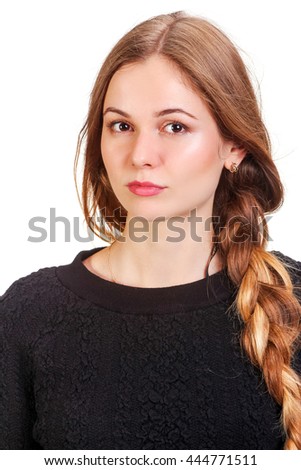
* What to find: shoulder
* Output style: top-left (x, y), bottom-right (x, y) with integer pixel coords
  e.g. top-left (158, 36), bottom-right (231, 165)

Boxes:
top-left (0, 263), bottom-right (69, 309)
top-left (0, 267), bottom-right (57, 354)
top-left (1, 265), bottom-right (58, 300)
top-left (0, 266), bottom-right (64, 338)
top-left (0, 247), bottom-right (101, 306)
top-left (0, 247), bottom-right (103, 320)
top-left (0, 249), bottom-right (105, 360)
top-left (1, 265), bottom-right (58, 308)
top-left (0, 251), bottom-right (94, 338)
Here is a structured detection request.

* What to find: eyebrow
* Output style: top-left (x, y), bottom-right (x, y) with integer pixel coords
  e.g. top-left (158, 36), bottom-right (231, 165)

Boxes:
top-left (103, 107), bottom-right (130, 118)
top-left (103, 106), bottom-right (197, 120)
top-left (155, 108), bottom-right (197, 120)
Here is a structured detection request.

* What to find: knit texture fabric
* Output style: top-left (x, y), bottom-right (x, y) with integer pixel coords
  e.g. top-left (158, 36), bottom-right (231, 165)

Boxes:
top-left (0, 248), bottom-right (300, 450)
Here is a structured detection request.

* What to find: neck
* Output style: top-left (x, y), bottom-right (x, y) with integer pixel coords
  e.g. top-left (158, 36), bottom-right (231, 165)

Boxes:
top-left (108, 212), bottom-right (222, 288)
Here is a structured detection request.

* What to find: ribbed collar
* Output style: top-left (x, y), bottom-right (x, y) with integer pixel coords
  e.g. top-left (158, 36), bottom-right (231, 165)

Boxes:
top-left (56, 247), bottom-right (236, 314)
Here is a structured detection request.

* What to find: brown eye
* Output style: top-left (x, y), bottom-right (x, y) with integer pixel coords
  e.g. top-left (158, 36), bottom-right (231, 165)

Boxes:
top-left (164, 122), bottom-right (187, 134)
top-left (171, 123), bottom-right (184, 132)
top-left (110, 121), bottom-right (132, 132)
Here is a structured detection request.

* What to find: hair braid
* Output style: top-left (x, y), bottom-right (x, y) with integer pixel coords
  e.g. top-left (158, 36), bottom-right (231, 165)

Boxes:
top-left (215, 177), bottom-right (301, 449)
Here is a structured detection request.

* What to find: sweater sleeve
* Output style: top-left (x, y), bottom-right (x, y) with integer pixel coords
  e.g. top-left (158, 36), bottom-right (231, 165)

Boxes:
top-left (0, 281), bottom-right (41, 449)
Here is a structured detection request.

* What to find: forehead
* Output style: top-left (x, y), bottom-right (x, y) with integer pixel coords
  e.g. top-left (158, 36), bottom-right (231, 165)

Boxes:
top-left (103, 55), bottom-right (205, 113)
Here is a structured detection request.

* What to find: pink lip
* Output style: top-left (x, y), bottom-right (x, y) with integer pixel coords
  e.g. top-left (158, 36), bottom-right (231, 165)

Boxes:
top-left (127, 180), bottom-right (166, 197)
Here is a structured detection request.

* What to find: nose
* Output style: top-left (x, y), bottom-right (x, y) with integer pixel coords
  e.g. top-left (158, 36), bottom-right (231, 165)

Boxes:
top-left (130, 131), bottom-right (161, 168)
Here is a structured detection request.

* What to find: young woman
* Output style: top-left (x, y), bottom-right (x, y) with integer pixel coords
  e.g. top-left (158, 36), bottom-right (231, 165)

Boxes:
top-left (1, 11), bottom-right (300, 450)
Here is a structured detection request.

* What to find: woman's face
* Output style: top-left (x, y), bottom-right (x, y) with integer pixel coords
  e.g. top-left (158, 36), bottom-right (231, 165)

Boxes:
top-left (101, 55), bottom-right (233, 222)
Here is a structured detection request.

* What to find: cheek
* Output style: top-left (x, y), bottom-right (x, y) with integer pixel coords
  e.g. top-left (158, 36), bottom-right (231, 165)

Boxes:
top-left (175, 134), bottom-right (223, 175)
top-left (101, 130), bottom-right (131, 178)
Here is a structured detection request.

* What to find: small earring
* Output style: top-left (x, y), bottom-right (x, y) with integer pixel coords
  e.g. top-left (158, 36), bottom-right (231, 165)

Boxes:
top-left (230, 162), bottom-right (238, 173)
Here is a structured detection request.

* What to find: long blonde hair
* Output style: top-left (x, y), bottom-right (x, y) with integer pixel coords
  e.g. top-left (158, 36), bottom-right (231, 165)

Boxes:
top-left (75, 11), bottom-right (301, 448)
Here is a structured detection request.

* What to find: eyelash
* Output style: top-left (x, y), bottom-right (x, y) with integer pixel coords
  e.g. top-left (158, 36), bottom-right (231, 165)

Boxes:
top-left (106, 120), bottom-right (188, 135)
top-left (164, 122), bottom-right (188, 134)
top-left (106, 121), bottom-right (132, 133)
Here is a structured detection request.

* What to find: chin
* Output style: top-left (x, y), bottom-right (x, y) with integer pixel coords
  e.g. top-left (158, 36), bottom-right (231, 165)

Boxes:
top-left (123, 198), bottom-right (194, 222)
top-left (126, 210), bottom-right (167, 223)
top-left (125, 207), bottom-right (185, 223)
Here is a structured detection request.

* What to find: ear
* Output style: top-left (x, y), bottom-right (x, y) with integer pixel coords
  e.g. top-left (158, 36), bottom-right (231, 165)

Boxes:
top-left (222, 142), bottom-right (247, 171)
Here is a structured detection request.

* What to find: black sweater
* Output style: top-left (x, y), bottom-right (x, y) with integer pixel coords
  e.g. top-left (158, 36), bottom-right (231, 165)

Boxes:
top-left (0, 248), bottom-right (300, 450)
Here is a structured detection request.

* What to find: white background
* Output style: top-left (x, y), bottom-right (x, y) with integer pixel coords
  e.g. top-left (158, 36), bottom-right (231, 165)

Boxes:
top-left (0, 0), bottom-right (300, 294)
